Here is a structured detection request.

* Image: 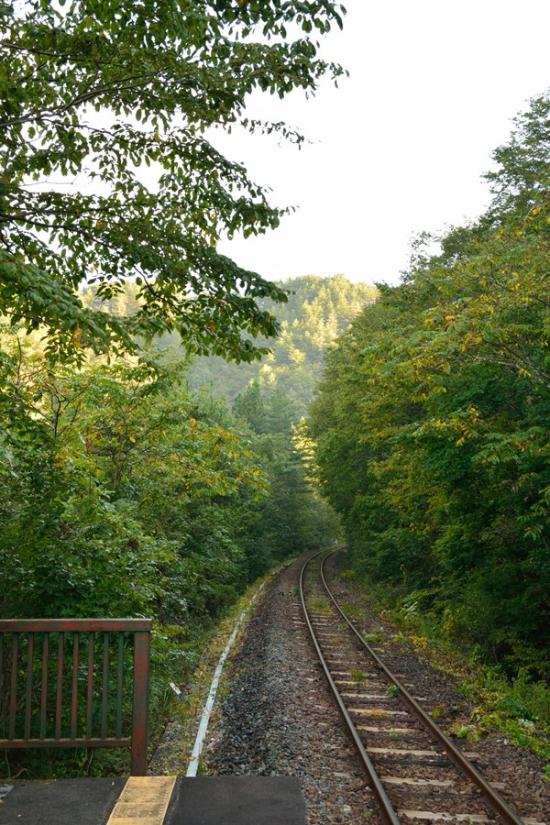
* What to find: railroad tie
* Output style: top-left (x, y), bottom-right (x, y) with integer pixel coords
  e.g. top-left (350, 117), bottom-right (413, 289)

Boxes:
top-left (300, 551), bottom-right (537, 825)
top-left (400, 812), bottom-right (491, 823)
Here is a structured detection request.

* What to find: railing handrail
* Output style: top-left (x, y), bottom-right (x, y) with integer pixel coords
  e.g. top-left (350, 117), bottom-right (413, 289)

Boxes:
top-left (0, 619), bottom-right (152, 632)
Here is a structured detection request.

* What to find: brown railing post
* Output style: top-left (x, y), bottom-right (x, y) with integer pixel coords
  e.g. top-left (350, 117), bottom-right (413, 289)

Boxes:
top-left (130, 629), bottom-right (150, 775)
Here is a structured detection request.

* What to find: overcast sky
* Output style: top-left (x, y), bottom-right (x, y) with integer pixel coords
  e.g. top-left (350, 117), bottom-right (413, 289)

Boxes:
top-left (214, 0), bottom-right (550, 286)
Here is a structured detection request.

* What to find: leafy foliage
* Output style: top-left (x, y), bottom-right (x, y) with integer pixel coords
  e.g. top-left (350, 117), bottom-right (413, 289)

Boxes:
top-left (0, 0), bottom-right (345, 361)
top-left (310, 93), bottom-right (550, 678)
top-left (0, 342), bottom-right (263, 623)
top-left (0, 0), bottom-right (356, 778)
top-left (0, 271), bottom-right (352, 772)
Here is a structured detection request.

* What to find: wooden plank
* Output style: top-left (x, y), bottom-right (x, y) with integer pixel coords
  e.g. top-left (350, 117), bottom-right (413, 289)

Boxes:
top-left (131, 632), bottom-right (150, 775)
top-left (55, 633), bottom-right (65, 739)
top-left (106, 776), bottom-right (176, 825)
top-left (70, 633), bottom-right (79, 738)
top-left (40, 634), bottom-right (49, 738)
top-left (400, 811), bottom-right (490, 823)
top-left (24, 634), bottom-right (34, 738)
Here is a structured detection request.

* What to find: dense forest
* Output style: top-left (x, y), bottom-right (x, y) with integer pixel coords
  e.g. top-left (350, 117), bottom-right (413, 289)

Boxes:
top-left (0, 274), bottom-right (371, 771)
top-left (81, 274), bottom-right (377, 417)
top-left (0, 0), bottom-right (350, 774)
top-left (188, 275), bottom-right (377, 414)
top-left (309, 93), bottom-right (550, 682)
top-left (1, 0), bottom-right (548, 777)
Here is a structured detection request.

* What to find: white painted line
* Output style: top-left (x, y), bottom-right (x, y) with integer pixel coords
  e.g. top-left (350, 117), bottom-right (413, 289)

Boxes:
top-left (186, 584), bottom-right (265, 777)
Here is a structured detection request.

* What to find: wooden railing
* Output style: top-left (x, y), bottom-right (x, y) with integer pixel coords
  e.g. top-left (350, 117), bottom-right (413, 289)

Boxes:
top-left (0, 618), bottom-right (152, 774)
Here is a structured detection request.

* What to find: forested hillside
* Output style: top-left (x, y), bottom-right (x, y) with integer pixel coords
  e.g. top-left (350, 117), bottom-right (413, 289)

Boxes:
top-left (309, 94), bottom-right (550, 680)
top-left (81, 274), bottom-right (377, 417)
top-left (188, 275), bottom-right (377, 416)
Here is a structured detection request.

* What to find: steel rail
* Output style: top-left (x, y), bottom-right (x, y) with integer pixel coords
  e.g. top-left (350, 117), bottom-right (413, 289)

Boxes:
top-left (320, 551), bottom-right (526, 825)
top-left (299, 552), bottom-right (400, 825)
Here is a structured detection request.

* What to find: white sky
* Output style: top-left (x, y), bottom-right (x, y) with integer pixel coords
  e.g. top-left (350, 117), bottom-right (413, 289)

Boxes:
top-left (214, 0), bottom-right (550, 286)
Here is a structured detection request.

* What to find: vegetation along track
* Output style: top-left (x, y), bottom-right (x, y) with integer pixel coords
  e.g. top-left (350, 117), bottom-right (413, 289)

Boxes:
top-left (300, 551), bottom-right (545, 825)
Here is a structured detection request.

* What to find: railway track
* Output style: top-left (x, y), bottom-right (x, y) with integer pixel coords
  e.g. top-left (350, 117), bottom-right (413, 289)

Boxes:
top-left (300, 551), bottom-right (544, 825)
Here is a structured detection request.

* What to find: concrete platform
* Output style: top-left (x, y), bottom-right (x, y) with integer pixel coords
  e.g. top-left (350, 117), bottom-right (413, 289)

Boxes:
top-left (167, 777), bottom-right (306, 825)
top-left (0, 776), bottom-right (307, 825)
top-left (0, 778), bottom-right (125, 825)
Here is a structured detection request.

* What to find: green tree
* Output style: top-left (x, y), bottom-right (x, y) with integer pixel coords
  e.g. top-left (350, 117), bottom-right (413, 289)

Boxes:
top-left (0, 1), bottom-right (345, 360)
top-left (309, 93), bottom-right (550, 677)
top-left (0, 338), bottom-right (268, 622)
top-left (232, 380), bottom-right (339, 575)
top-left (0, 328), bottom-right (283, 776)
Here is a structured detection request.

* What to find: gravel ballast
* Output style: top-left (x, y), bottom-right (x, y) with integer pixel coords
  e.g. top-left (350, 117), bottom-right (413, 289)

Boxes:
top-left (205, 557), bottom-right (381, 825)
top-left (203, 553), bottom-right (549, 824)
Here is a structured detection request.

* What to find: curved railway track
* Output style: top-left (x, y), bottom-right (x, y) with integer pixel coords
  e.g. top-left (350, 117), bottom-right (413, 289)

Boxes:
top-left (299, 551), bottom-right (543, 825)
